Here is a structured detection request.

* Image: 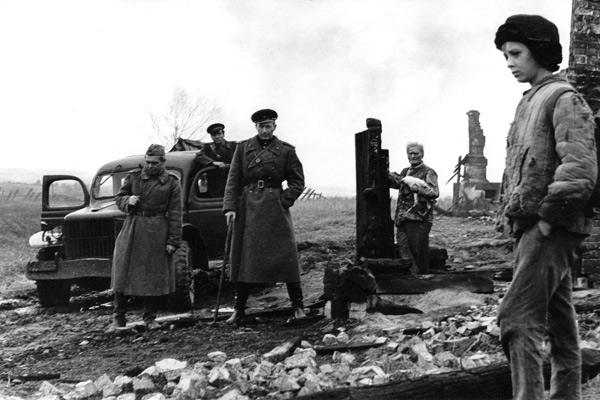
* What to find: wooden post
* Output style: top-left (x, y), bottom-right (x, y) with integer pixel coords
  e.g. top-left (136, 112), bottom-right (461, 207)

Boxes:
top-left (355, 118), bottom-right (394, 260)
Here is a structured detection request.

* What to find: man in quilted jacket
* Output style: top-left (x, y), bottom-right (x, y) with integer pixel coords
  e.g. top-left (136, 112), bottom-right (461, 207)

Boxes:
top-left (495, 15), bottom-right (597, 400)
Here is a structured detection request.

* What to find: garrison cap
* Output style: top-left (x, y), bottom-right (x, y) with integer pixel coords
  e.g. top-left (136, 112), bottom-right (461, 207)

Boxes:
top-left (145, 144), bottom-right (165, 157)
top-left (366, 118), bottom-right (381, 127)
top-left (206, 123), bottom-right (225, 134)
top-left (251, 108), bottom-right (278, 123)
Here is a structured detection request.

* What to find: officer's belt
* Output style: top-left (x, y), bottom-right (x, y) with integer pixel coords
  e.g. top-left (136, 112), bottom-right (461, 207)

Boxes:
top-left (136, 211), bottom-right (166, 217)
top-left (244, 180), bottom-right (282, 189)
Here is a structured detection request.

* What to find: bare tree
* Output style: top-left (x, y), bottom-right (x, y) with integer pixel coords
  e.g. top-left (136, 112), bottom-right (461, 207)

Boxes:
top-left (150, 87), bottom-right (220, 147)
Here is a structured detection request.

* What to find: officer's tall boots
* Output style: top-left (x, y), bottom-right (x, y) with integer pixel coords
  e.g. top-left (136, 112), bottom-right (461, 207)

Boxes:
top-left (226, 282), bottom-right (250, 324)
top-left (107, 292), bottom-right (127, 332)
top-left (286, 281), bottom-right (307, 322)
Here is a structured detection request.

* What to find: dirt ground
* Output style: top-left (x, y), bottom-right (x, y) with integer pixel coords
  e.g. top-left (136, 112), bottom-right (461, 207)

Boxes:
top-left (0, 215), bottom-right (510, 398)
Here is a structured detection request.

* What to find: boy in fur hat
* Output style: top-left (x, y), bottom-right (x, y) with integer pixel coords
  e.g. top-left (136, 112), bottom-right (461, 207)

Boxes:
top-left (495, 15), bottom-right (597, 399)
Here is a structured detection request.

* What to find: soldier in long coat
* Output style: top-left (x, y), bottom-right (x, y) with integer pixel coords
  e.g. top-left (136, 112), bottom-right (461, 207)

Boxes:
top-left (223, 108), bottom-right (306, 324)
top-left (109, 144), bottom-right (182, 331)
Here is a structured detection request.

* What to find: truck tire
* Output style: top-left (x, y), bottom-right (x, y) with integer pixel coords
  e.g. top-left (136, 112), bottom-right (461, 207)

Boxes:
top-left (167, 241), bottom-right (194, 311)
top-left (37, 280), bottom-right (71, 308)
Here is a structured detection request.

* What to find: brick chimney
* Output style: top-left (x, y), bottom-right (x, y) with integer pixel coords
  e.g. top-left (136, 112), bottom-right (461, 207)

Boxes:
top-left (464, 110), bottom-right (488, 183)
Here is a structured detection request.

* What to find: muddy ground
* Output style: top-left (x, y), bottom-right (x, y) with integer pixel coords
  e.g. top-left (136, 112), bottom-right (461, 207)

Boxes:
top-left (0, 215), bottom-right (512, 398)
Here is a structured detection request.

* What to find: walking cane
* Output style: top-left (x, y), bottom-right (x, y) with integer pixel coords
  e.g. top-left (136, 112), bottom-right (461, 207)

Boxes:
top-left (211, 220), bottom-right (233, 325)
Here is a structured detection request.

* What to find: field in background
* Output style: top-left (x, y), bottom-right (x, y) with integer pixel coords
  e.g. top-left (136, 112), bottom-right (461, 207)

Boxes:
top-left (0, 195), bottom-right (356, 296)
top-left (0, 201), bottom-right (40, 294)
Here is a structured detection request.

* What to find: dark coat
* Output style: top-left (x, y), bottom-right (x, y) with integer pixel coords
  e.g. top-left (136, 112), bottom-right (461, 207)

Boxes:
top-left (194, 140), bottom-right (237, 168)
top-left (111, 168), bottom-right (182, 296)
top-left (223, 135), bottom-right (305, 283)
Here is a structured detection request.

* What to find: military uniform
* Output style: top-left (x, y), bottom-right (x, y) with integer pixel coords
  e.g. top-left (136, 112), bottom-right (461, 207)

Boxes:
top-left (222, 108), bottom-right (306, 324)
top-left (194, 140), bottom-right (237, 168)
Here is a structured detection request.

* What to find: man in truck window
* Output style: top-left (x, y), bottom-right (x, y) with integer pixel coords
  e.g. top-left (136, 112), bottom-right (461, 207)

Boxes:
top-left (108, 144), bottom-right (183, 332)
top-left (194, 122), bottom-right (237, 169)
top-left (223, 108), bottom-right (307, 325)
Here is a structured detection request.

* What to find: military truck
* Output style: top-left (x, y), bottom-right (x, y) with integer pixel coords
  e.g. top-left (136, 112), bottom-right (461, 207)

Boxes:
top-left (26, 150), bottom-right (229, 310)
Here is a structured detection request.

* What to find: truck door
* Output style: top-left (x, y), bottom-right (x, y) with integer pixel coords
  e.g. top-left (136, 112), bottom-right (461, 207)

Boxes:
top-left (187, 167), bottom-right (228, 259)
top-left (40, 175), bottom-right (90, 231)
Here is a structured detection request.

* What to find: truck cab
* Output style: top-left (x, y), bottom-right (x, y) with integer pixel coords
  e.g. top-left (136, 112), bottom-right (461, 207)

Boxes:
top-left (26, 151), bottom-right (228, 309)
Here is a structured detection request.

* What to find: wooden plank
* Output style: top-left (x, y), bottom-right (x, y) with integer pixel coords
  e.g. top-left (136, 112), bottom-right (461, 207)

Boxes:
top-left (375, 273), bottom-right (494, 294)
top-left (314, 337), bottom-right (387, 355)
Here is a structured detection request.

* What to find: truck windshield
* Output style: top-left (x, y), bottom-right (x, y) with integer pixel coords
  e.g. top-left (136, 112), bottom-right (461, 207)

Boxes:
top-left (92, 168), bottom-right (183, 200)
top-left (92, 171), bottom-right (135, 200)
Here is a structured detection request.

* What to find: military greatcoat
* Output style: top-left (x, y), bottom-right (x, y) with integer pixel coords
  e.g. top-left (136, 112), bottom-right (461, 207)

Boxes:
top-left (223, 135), bottom-right (305, 283)
top-left (111, 168), bottom-right (182, 296)
top-left (194, 140), bottom-right (237, 168)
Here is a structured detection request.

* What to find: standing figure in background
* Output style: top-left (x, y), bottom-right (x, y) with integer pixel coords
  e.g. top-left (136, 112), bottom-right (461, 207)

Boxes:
top-left (109, 144), bottom-right (182, 331)
top-left (389, 142), bottom-right (439, 274)
top-left (195, 123), bottom-right (237, 169)
top-left (223, 108), bottom-right (306, 325)
top-left (494, 14), bottom-right (597, 400)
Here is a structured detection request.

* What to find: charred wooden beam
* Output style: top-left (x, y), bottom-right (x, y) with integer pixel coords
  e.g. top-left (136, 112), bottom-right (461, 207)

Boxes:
top-left (355, 120), bottom-right (394, 260)
top-left (375, 273), bottom-right (494, 294)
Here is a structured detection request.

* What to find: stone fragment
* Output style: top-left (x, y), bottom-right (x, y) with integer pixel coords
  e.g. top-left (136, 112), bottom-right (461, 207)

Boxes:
top-left (294, 347), bottom-right (317, 358)
top-left (332, 351), bottom-right (355, 364)
top-left (141, 393), bottom-right (166, 400)
top-left (240, 354), bottom-right (258, 367)
top-left (37, 381), bottom-right (65, 396)
top-left (156, 358), bottom-right (188, 371)
top-left (225, 358), bottom-right (243, 371)
top-left (132, 375), bottom-right (156, 392)
top-left (297, 379), bottom-right (322, 396)
top-left (208, 366), bottom-right (232, 386)
top-left (252, 360), bottom-right (274, 380)
top-left (410, 342), bottom-right (433, 367)
top-left (102, 383), bottom-right (122, 398)
top-left (433, 351), bottom-right (457, 368)
top-left (207, 351), bottom-right (227, 363)
top-left (319, 363), bottom-right (334, 374)
top-left (322, 333), bottom-right (337, 345)
top-left (216, 388), bottom-right (251, 400)
top-left (38, 396), bottom-right (61, 400)
top-left (272, 374), bottom-right (300, 392)
top-left (175, 373), bottom-right (197, 399)
top-left (93, 374), bottom-right (113, 391)
top-left (116, 393), bottom-right (136, 400)
top-left (284, 354), bottom-right (317, 370)
top-left (336, 331), bottom-right (350, 343)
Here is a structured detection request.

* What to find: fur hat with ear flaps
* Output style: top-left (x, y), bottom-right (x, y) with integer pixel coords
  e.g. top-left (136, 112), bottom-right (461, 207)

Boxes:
top-left (494, 14), bottom-right (562, 72)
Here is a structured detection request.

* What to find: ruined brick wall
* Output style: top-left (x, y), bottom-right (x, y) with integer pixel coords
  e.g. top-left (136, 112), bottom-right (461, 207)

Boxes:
top-left (569, 0), bottom-right (600, 287)
top-left (569, 0), bottom-right (600, 113)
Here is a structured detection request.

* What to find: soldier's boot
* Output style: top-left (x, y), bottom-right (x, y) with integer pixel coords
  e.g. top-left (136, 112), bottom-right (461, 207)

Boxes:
top-left (226, 283), bottom-right (250, 325)
top-left (108, 292), bottom-right (127, 332)
top-left (143, 296), bottom-right (161, 331)
top-left (286, 282), bottom-right (307, 323)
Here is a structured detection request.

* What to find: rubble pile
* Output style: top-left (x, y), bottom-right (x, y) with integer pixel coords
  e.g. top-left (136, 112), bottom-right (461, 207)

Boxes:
top-left (4, 303), bottom-right (515, 400)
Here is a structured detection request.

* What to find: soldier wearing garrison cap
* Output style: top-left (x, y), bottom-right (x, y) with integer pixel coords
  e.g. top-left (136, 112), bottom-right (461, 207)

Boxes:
top-left (494, 15), bottom-right (597, 399)
top-left (194, 122), bottom-right (237, 169)
top-left (223, 108), bottom-right (307, 325)
top-left (109, 144), bottom-right (183, 332)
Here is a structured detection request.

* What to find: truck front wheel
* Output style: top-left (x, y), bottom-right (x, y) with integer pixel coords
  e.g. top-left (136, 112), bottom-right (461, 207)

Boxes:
top-left (167, 241), bottom-right (194, 311)
top-left (37, 280), bottom-right (71, 307)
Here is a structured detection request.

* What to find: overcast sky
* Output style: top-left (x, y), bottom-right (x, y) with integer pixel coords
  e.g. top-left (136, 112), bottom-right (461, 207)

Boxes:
top-left (0, 0), bottom-right (571, 197)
